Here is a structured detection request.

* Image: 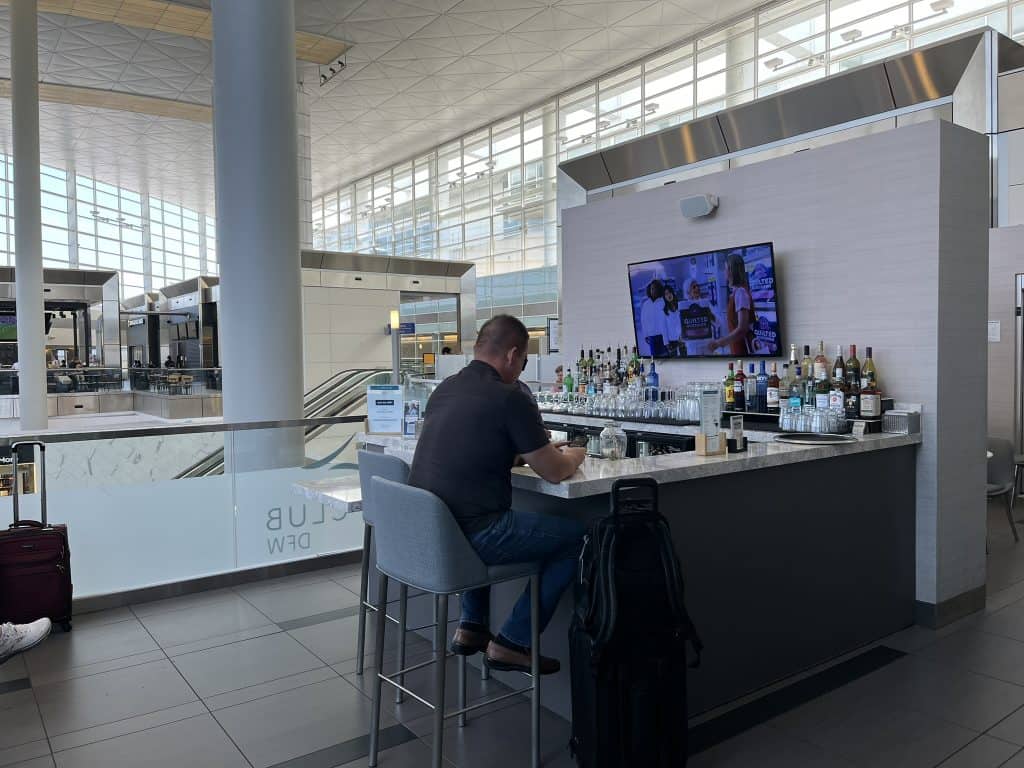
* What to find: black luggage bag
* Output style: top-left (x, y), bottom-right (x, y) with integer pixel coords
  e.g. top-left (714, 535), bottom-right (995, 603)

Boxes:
top-left (569, 477), bottom-right (701, 768)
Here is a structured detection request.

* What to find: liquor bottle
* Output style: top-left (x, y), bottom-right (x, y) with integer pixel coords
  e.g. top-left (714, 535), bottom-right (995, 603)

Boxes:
top-left (860, 377), bottom-right (882, 420)
top-left (563, 367), bottom-right (574, 394)
top-left (801, 345), bottom-right (813, 381)
top-left (724, 363), bottom-right (735, 408)
top-left (829, 345), bottom-right (845, 411)
top-left (756, 361), bottom-right (768, 413)
top-left (814, 375), bottom-right (830, 410)
top-left (790, 366), bottom-right (805, 410)
top-left (616, 347), bottom-right (625, 385)
top-left (646, 360), bottom-right (659, 393)
top-left (746, 363), bottom-right (758, 413)
top-left (733, 362), bottom-right (746, 412)
top-left (789, 343), bottom-right (799, 372)
top-left (845, 345), bottom-right (861, 389)
top-left (813, 340), bottom-right (828, 382)
top-left (780, 363), bottom-right (791, 396)
top-left (767, 362), bottom-right (781, 414)
top-left (802, 367), bottom-right (816, 406)
top-left (861, 346), bottom-right (877, 390)
top-left (832, 345), bottom-right (845, 383)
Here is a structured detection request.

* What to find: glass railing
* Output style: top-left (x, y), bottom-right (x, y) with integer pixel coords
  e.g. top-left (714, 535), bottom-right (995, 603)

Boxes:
top-left (0, 367), bottom-right (225, 395)
top-left (0, 415), bottom-right (365, 598)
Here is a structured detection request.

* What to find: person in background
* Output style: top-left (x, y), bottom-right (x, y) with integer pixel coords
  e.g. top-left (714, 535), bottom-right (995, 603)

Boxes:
top-left (662, 284), bottom-right (682, 357)
top-left (164, 355), bottom-right (175, 369)
top-left (639, 279), bottom-right (669, 357)
top-left (441, 346), bottom-right (452, 355)
top-left (0, 618), bottom-right (51, 665)
top-left (707, 252), bottom-right (756, 356)
top-left (553, 364), bottom-right (564, 391)
top-left (409, 314), bottom-right (586, 674)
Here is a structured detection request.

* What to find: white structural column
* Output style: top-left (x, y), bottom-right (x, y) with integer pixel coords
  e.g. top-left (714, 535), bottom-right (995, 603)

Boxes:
top-left (212, 0), bottom-right (303, 464)
top-left (297, 85), bottom-right (314, 250)
top-left (11, 0), bottom-right (47, 430)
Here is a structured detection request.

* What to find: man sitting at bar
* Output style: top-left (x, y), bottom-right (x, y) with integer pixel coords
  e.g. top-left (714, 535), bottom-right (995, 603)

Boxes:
top-left (409, 314), bottom-right (587, 674)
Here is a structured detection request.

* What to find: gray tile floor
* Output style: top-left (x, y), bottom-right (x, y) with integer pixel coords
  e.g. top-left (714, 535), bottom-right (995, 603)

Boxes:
top-left (5, 502), bottom-right (1024, 768)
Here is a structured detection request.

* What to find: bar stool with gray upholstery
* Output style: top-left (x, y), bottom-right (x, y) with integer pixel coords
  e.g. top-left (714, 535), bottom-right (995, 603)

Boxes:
top-left (368, 476), bottom-right (543, 768)
top-left (356, 450), bottom-right (413, 701)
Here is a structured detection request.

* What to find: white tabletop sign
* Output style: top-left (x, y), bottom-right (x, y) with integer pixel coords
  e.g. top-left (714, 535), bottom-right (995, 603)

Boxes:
top-left (367, 384), bottom-right (403, 434)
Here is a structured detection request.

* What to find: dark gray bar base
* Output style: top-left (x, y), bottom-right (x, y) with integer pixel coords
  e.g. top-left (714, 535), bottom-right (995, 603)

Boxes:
top-left (914, 585), bottom-right (986, 629)
top-left (397, 444), bottom-right (918, 720)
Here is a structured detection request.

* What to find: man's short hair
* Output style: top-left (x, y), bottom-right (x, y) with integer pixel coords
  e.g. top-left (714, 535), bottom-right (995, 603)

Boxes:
top-left (475, 314), bottom-right (529, 356)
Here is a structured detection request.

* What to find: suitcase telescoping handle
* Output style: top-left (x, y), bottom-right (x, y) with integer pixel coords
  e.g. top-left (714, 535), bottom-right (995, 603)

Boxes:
top-left (610, 476), bottom-right (658, 517)
top-left (11, 441), bottom-right (46, 527)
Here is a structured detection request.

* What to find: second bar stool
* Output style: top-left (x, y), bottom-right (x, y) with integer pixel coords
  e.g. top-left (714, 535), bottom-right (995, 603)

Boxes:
top-left (368, 476), bottom-right (544, 768)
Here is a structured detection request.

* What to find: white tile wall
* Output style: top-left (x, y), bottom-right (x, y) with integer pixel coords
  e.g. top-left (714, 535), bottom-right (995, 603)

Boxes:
top-left (561, 120), bottom-right (988, 607)
top-left (300, 279), bottom-right (400, 390)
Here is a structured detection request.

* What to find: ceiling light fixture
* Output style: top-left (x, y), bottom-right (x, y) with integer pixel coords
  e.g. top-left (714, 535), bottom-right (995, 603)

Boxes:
top-left (318, 55), bottom-right (348, 87)
top-left (763, 57), bottom-right (784, 71)
top-left (840, 29), bottom-right (862, 42)
top-left (644, 102), bottom-right (659, 115)
top-left (930, 0), bottom-right (954, 11)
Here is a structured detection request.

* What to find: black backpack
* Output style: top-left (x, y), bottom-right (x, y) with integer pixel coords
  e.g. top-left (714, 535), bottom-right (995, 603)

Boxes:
top-left (569, 477), bottom-right (702, 768)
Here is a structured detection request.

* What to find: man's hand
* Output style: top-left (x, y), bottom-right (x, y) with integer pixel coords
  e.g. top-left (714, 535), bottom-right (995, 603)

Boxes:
top-left (560, 446), bottom-right (586, 472)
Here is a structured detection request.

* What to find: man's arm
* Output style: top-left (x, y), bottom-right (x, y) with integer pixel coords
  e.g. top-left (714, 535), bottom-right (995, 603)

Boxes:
top-left (521, 444), bottom-right (586, 483)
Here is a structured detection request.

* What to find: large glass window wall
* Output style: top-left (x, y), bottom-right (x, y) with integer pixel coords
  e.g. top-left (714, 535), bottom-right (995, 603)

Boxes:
top-left (313, 0), bottom-right (1024, 327)
top-left (0, 156), bottom-right (216, 299)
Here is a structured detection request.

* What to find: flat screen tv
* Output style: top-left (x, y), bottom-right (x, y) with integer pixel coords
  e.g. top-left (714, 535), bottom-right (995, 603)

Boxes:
top-left (627, 242), bottom-right (782, 359)
top-left (0, 315), bottom-right (16, 342)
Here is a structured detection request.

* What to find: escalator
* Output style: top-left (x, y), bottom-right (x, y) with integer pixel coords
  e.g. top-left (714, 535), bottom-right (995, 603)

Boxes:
top-left (175, 367), bottom-right (391, 478)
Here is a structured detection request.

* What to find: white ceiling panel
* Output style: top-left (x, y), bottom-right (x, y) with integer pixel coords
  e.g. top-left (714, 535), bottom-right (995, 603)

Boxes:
top-left (0, 0), bottom-right (764, 213)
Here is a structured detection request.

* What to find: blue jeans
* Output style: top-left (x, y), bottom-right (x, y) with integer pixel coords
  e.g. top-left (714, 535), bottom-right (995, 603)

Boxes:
top-left (460, 509), bottom-right (585, 649)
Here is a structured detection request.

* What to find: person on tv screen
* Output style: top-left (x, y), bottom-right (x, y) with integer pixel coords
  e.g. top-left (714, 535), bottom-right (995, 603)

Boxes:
top-left (662, 284), bottom-right (683, 357)
top-left (639, 279), bottom-right (669, 357)
top-left (680, 278), bottom-right (716, 355)
top-left (708, 252), bottom-right (756, 356)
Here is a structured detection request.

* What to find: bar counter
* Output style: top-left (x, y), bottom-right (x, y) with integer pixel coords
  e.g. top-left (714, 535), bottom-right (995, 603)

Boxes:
top-left (327, 422), bottom-right (920, 721)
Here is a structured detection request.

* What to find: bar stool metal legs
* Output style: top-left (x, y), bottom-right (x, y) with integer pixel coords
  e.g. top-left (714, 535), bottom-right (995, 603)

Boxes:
top-left (530, 575), bottom-right (540, 768)
top-left (355, 524), bottom-right (372, 676)
top-left (432, 594), bottom-right (449, 768)
top-left (368, 572), bottom-right (389, 768)
top-left (395, 585), bottom-right (408, 704)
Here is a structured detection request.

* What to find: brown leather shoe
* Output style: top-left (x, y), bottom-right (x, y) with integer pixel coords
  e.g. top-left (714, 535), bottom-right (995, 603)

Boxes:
top-left (450, 625), bottom-right (492, 656)
top-left (485, 640), bottom-right (560, 675)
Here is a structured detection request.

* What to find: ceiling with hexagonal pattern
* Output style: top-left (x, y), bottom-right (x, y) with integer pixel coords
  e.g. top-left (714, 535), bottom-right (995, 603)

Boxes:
top-left (0, 0), bottom-right (763, 213)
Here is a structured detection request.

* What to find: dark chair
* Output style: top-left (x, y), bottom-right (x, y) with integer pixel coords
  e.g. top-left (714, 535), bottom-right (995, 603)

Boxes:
top-left (989, 438), bottom-right (1018, 542)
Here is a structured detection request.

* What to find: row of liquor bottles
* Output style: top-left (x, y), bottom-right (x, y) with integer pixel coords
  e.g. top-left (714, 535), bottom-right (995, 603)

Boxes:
top-left (725, 342), bottom-right (882, 419)
top-left (565, 346), bottom-right (653, 395)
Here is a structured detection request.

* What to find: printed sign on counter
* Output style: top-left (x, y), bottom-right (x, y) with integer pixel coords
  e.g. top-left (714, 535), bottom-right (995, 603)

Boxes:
top-left (367, 384), bottom-right (403, 434)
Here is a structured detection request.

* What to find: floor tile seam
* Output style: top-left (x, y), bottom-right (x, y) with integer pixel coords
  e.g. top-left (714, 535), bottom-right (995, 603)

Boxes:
top-left (277, 605), bottom-right (362, 632)
top-left (231, 574), bottom-right (336, 600)
top-left (29, 649), bottom-right (171, 689)
top-left (286, 631), bottom-right (345, 668)
top-left (902, 647), bottom-right (1024, 692)
top-left (128, 594), bottom-right (244, 621)
top-left (397, 681), bottom-right (534, 735)
top-left (203, 668), bottom-right (342, 712)
top-left (45, 697), bottom-right (209, 747)
top-left (65, 615), bottom-right (140, 631)
top-left (162, 625), bottom-right (283, 658)
top-left (25, 676), bottom-right (53, 758)
top-left (231, 592), bottom-right (285, 626)
top-left (48, 708), bottom-right (212, 755)
top-left (757, 722), bottom-right (857, 766)
top-left (997, 745), bottom-right (1024, 767)
top-left (193, 662), bottom-right (333, 709)
top-left (969, 624), bottom-right (1024, 652)
top-left (984, 700), bottom-right (1024, 742)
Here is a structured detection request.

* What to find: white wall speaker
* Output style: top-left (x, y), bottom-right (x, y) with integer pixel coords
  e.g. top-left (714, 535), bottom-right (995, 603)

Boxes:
top-left (680, 194), bottom-right (719, 219)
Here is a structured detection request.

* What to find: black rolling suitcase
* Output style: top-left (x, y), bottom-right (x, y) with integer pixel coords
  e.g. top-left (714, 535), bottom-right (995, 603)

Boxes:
top-left (569, 477), bottom-right (701, 768)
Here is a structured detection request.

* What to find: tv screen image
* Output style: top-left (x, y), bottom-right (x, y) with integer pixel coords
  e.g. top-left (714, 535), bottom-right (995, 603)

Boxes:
top-left (627, 242), bottom-right (781, 359)
top-left (0, 315), bottom-right (16, 342)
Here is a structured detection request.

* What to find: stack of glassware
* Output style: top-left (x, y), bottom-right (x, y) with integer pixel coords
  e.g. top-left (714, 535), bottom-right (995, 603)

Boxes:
top-left (535, 381), bottom-right (722, 425)
top-left (777, 405), bottom-right (850, 434)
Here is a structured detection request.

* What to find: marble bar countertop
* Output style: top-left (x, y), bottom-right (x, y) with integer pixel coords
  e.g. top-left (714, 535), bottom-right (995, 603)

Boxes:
top-left (357, 430), bottom-right (921, 499)
top-left (293, 475), bottom-right (362, 514)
